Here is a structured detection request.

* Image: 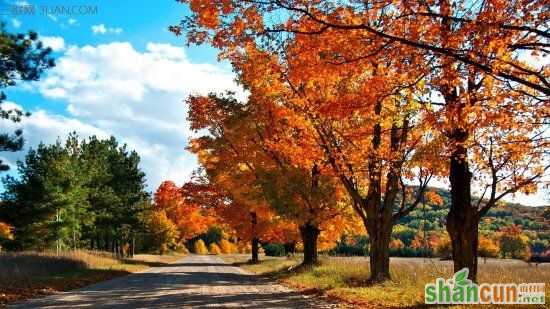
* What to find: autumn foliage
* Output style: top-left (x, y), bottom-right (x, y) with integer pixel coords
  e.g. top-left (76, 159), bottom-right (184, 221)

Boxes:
top-left (193, 239), bottom-right (208, 255)
top-left (0, 222), bottom-right (12, 240)
top-left (0, 222), bottom-right (13, 252)
top-left (219, 239), bottom-right (237, 254)
top-left (497, 225), bottom-right (531, 260)
top-left (173, 0), bottom-right (548, 282)
top-left (209, 243), bottom-right (221, 255)
top-left (153, 180), bottom-right (217, 242)
top-left (478, 235), bottom-right (499, 260)
top-left (144, 210), bottom-right (178, 254)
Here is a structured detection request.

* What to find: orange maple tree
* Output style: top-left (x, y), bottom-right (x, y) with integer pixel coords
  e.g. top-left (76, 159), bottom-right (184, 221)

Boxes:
top-left (185, 94), bottom-right (299, 262)
top-left (186, 93), bottom-right (360, 264)
top-left (173, 0), bottom-right (548, 281)
top-left (153, 180), bottom-right (216, 242)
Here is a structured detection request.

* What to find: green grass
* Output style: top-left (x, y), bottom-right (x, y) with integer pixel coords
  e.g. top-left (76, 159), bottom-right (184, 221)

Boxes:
top-left (0, 250), bottom-right (184, 305)
top-left (223, 255), bottom-right (550, 308)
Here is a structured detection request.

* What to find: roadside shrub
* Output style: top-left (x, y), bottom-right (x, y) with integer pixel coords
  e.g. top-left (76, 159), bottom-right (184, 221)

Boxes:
top-left (174, 243), bottom-right (189, 254)
top-left (238, 241), bottom-right (251, 254)
top-left (193, 239), bottom-right (208, 255)
top-left (209, 243), bottom-right (221, 255)
top-left (263, 243), bottom-right (286, 256)
top-left (219, 239), bottom-right (237, 254)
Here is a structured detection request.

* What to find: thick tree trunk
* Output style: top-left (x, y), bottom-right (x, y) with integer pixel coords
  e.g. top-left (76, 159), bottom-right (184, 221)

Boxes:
top-left (251, 237), bottom-right (259, 263)
top-left (447, 144), bottom-right (479, 281)
top-left (299, 222), bottom-right (320, 266)
top-left (367, 221), bottom-right (392, 283)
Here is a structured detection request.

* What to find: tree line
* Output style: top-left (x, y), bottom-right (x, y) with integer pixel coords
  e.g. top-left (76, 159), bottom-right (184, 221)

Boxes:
top-left (0, 134), bottom-right (149, 255)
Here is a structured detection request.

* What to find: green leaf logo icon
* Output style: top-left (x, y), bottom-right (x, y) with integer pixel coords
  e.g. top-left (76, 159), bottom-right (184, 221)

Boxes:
top-left (454, 268), bottom-right (469, 286)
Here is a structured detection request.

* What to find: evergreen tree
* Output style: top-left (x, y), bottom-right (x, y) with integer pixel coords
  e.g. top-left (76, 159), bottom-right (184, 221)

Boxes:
top-left (0, 23), bottom-right (54, 171)
top-left (0, 134), bottom-right (148, 252)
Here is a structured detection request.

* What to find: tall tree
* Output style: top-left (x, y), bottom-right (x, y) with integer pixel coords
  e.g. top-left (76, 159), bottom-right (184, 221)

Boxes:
top-left (1, 136), bottom-right (90, 250)
top-left (0, 134), bottom-right (149, 252)
top-left (186, 94), bottom-right (357, 265)
top-left (0, 23), bottom-right (54, 171)
top-left (186, 94), bottom-right (300, 263)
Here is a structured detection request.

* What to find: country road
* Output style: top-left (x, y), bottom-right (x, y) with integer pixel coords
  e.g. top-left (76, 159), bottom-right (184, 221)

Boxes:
top-left (12, 255), bottom-right (339, 308)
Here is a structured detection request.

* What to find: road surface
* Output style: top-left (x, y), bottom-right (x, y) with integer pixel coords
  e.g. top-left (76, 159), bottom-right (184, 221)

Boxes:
top-left (12, 254), bottom-right (338, 308)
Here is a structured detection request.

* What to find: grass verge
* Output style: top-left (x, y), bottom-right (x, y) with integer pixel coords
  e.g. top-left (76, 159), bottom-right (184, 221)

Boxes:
top-left (0, 250), bottom-right (184, 306)
top-left (222, 254), bottom-right (550, 308)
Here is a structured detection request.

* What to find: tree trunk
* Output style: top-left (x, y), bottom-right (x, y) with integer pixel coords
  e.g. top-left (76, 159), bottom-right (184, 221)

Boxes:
top-left (299, 222), bottom-right (320, 266)
top-left (131, 236), bottom-right (135, 258)
top-left (367, 220), bottom-right (392, 282)
top-left (447, 143), bottom-right (479, 281)
top-left (251, 237), bottom-right (260, 263)
top-left (284, 242), bottom-right (296, 255)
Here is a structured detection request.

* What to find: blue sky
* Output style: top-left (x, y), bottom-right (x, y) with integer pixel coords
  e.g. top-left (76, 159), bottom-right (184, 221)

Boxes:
top-left (0, 1), bottom-right (547, 205)
top-left (0, 0), bottom-right (243, 192)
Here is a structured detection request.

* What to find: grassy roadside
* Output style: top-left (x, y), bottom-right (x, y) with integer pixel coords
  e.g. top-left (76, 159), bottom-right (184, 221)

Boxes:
top-left (222, 254), bottom-right (550, 308)
top-left (0, 250), bottom-right (185, 306)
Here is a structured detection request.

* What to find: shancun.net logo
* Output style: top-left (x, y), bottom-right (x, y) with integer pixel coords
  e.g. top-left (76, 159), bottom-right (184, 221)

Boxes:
top-left (425, 268), bottom-right (545, 305)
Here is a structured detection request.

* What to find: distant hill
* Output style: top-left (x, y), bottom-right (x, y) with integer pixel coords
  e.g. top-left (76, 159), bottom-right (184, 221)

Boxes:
top-left (397, 187), bottom-right (549, 236)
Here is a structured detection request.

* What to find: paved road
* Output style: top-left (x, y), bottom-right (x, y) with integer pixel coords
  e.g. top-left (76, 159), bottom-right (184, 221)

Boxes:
top-left (12, 255), bottom-right (338, 308)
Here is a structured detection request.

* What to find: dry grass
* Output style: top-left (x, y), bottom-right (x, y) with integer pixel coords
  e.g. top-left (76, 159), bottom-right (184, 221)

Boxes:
top-left (224, 255), bottom-right (550, 308)
top-left (0, 250), bottom-right (184, 306)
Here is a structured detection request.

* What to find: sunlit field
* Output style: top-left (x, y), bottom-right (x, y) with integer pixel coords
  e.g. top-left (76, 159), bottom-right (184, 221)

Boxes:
top-left (223, 254), bottom-right (550, 308)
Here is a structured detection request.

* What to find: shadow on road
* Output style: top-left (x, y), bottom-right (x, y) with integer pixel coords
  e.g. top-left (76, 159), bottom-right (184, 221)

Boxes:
top-left (13, 257), bottom-right (332, 308)
top-left (158, 262), bottom-right (230, 267)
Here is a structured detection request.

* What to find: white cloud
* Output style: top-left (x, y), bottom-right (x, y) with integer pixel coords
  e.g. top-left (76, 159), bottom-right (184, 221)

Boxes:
top-left (16, 41), bottom-right (244, 191)
top-left (91, 24), bottom-right (123, 35)
top-left (68, 18), bottom-right (78, 26)
top-left (11, 18), bottom-right (21, 28)
top-left (40, 36), bottom-right (65, 52)
top-left (0, 106), bottom-right (108, 175)
top-left (91, 24), bottom-right (106, 34)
